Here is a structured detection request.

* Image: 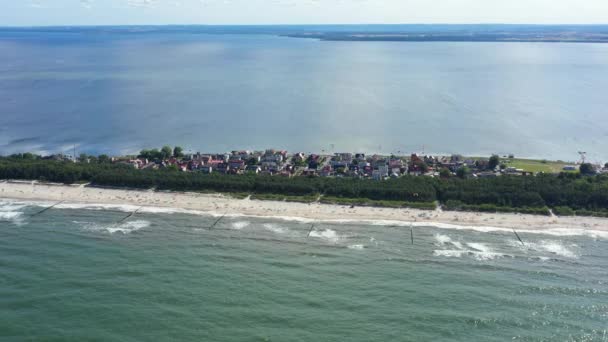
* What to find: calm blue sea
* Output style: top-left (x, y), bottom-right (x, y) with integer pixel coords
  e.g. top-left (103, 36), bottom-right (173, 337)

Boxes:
top-left (1, 29), bottom-right (607, 161)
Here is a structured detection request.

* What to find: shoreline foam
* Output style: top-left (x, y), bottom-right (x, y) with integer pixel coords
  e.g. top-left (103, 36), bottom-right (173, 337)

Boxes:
top-left (1, 182), bottom-right (607, 239)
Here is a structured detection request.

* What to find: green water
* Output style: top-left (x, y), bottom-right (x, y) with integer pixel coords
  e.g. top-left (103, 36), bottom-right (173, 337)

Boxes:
top-left (1, 200), bottom-right (607, 341)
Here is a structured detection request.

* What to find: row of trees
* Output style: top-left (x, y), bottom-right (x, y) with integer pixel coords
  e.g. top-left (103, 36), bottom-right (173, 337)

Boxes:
top-left (138, 146), bottom-right (184, 160)
top-left (1, 159), bottom-right (607, 214)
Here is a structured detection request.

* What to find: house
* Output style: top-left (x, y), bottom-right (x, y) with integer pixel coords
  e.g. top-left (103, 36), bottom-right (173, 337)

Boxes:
top-left (188, 160), bottom-right (202, 170)
top-left (372, 159), bottom-right (388, 169)
top-left (262, 153), bottom-right (284, 164)
top-left (231, 150), bottom-right (251, 160)
top-left (377, 165), bottom-right (389, 178)
top-left (358, 161), bottom-right (371, 169)
top-left (261, 161), bottom-right (279, 170)
top-left (215, 163), bottom-right (229, 174)
top-left (330, 160), bottom-right (349, 169)
top-left (389, 159), bottom-right (404, 169)
top-left (424, 155), bottom-right (437, 166)
top-left (229, 159), bottom-right (246, 170)
top-left (450, 154), bottom-right (464, 163)
top-left (212, 154), bottom-right (229, 162)
top-left (308, 161), bottom-right (319, 170)
top-left (302, 168), bottom-right (317, 176)
top-left (475, 171), bottom-right (498, 178)
top-left (563, 165), bottom-right (577, 171)
top-left (199, 165), bottom-right (213, 174)
top-left (246, 165), bottom-right (261, 174)
top-left (293, 153), bottom-right (306, 164)
top-left (320, 165), bottom-right (333, 177)
top-left (334, 153), bottom-right (353, 163)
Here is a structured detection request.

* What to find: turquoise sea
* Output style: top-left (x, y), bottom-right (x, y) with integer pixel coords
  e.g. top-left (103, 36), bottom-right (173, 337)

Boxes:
top-left (1, 199), bottom-right (607, 341)
top-left (1, 29), bottom-right (608, 161)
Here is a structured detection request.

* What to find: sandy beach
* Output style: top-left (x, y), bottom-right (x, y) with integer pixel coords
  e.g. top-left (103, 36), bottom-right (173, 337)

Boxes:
top-left (1, 180), bottom-right (607, 234)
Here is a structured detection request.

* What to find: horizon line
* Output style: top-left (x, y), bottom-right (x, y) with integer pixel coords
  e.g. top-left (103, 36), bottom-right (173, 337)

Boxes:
top-left (2, 23), bottom-right (608, 29)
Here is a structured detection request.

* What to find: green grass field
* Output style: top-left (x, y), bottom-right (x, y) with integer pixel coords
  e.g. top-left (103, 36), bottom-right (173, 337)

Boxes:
top-left (503, 158), bottom-right (573, 173)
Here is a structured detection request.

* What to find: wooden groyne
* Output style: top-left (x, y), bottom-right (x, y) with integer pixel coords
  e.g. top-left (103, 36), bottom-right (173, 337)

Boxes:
top-left (32, 201), bottom-right (64, 217)
top-left (117, 207), bottom-right (142, 223)
top-left (208, 214), bottom-right (226, 230)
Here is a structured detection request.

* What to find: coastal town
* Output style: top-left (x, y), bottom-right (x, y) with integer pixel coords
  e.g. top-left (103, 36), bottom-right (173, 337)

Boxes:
top-left (57, 146), bottom-right (608, 179)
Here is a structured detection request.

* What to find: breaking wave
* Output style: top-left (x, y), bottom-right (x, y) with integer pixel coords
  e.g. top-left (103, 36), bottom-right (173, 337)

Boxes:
top-left (433, 234), bottom-right (508, 261)
top-left (263, 223), bottom-right (288, 234)
top-left (1, 198), bottom-right (607, 240)
top-left (231, 221), bottom-right (250, 230)
top-left (509, 239), bottom-right (578, 259)
top-left (347, 244), bottom-right (365, 250)
top-left (0, 201), bottom-right (27, 225)
top-left (309, 229), bottom-right (342, 243)
top-left (79, 220), bottom-right (151, 234)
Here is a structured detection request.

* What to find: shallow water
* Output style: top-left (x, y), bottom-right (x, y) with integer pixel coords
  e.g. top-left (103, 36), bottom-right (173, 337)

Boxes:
top-left (1, 199), bottom-right (607, 341)
top-left (1, 31), bottom-right (608, 160)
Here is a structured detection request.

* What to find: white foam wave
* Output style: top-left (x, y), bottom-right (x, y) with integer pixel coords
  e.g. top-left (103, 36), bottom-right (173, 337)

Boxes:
top-left (0, 199), bottom-right (50, 210)
top-left (507, 239), bottom-right (578, 259)
top-left (466, 242), bottom-right (491, 253)
top-left (56, 203), bottom-right (140, 212)
top-left (80, 220), bottom-right (150, 234)
top-left (309, 229), bottom-right (341, 242)
top-left (2, 197), bottom-right (606, 240)
top-left (520, 240), bottom-right (578, 259)
top-left (0, 211), bottom-right (23, 221)
top-left (433, 249), bottom-right (468, 258)
top-left (433, 249), bottom-right (505, 261)
top-left (434, 234), bottom-right (463, 249)
top-left (0, 203), bottom-right (28, 212)
top-left (231, 221), bottom-right (250, 230)
top-left (263, 223), bottom-right (288, 234)
top-left (139, 206), bottom-right (224, 217)
top-left (434, 234), bottom-right (506, 260)
top-left (106, 220), bottom-right (150, 234)
top-left (347, 244), bottom-right (365, 250)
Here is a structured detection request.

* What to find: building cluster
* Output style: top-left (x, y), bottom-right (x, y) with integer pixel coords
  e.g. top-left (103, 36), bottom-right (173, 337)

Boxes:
top-left (115, 150), bottom-right (564, 180)
top-left (42, 149), bottom-right (608, 179)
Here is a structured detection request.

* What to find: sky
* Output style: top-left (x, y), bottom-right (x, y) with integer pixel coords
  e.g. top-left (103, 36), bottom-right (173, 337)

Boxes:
top-left (1, 0), bottom-right (607, 26)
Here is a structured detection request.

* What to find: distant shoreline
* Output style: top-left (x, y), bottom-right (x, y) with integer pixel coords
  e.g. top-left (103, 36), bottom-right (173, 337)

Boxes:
top-left (2, 24), bottom-right (608, 44)
top-left (2, 182), bottom-right (608, 237)
top-left (284, 34), bottom-right (608, 43)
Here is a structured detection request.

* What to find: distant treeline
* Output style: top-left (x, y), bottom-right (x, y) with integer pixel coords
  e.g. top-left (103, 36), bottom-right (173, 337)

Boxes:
top-left (1, 158), bottom-right (607, 216)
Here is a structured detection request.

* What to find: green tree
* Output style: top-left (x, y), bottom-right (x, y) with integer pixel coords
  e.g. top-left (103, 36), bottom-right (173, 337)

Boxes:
top-left (78, 153), bottom-right (88, 163)
top-left (488, 155), bottom-right (500, 170)
top-left (98, 154), bottom-right (110, 163)
top-left (456, 166), bottom-right (470, 179)
top-left (604, 162), bottom-right (608, 169)
top-left (439, 168), bottom-right (451, 179)
top-left (411, 160), bottom-right (428, 173)
top-left (579, 163), bottom-right (595, 175)
top-left (173, 146), bottom-right (184, 158)
top-left (149, 149), bottom-right (161, 160)
top-left (139, 149), bottom-right (151, 159)
top-left (161, 146), bottom-right (173, 160)
top-left (22, 152), bottom-right (36, 160)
